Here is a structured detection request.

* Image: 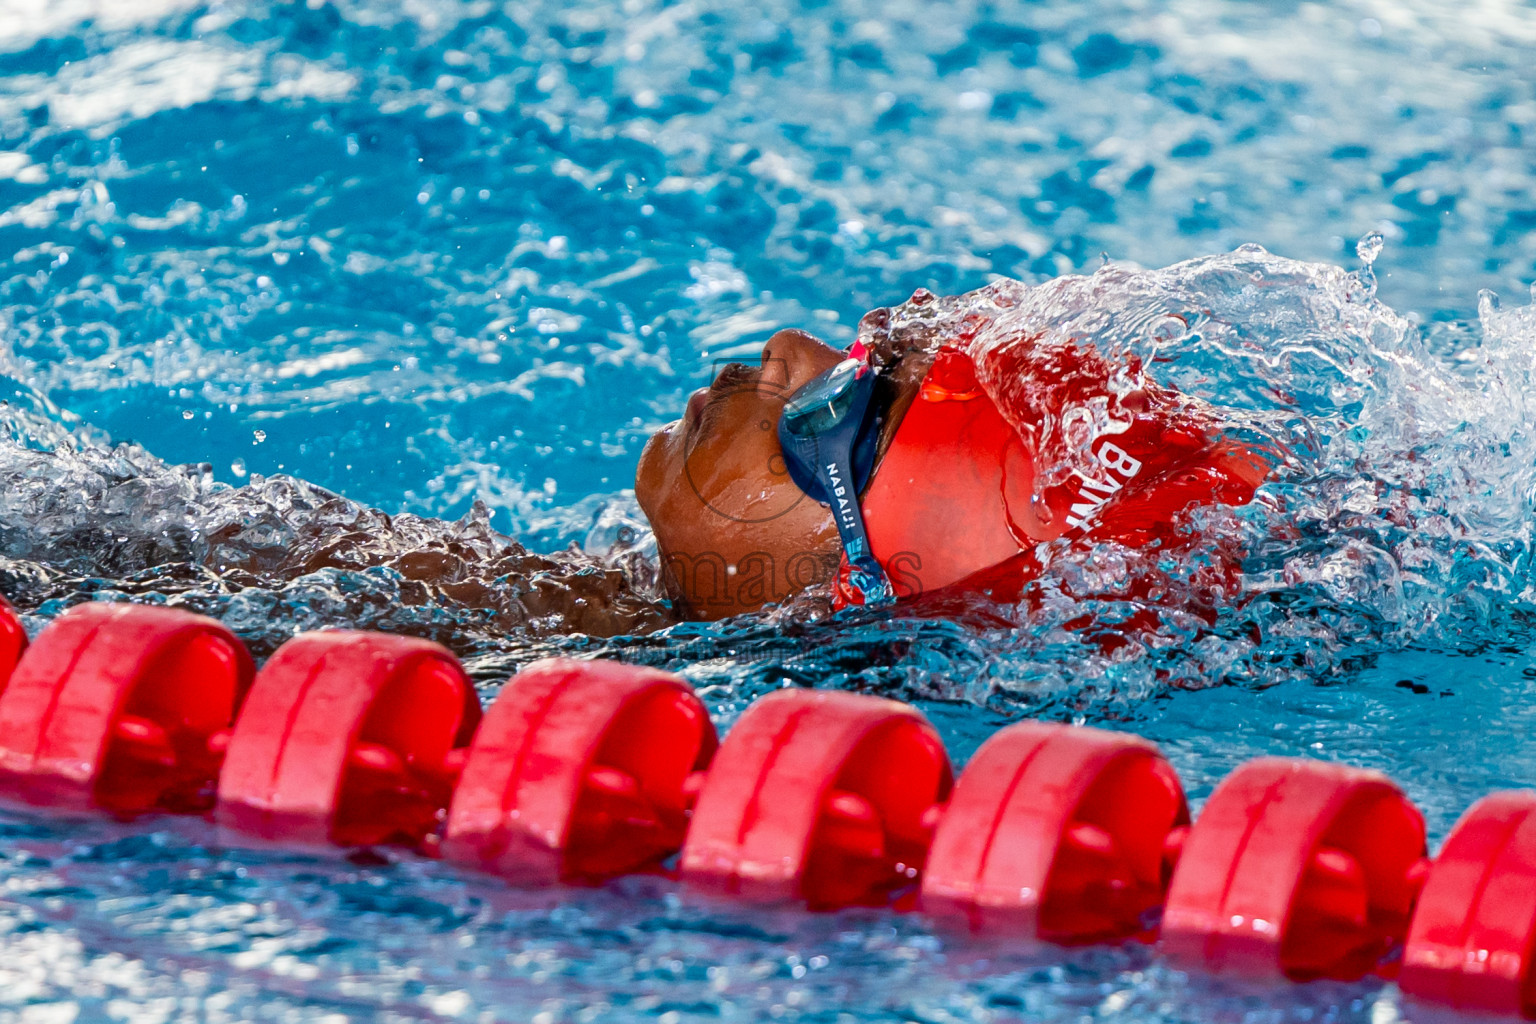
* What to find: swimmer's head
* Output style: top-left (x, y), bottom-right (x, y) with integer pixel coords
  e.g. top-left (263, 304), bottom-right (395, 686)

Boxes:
top-left (637, 326), bottom-right (936, 618)
top-left (636, 329), bottom-right (848, 618)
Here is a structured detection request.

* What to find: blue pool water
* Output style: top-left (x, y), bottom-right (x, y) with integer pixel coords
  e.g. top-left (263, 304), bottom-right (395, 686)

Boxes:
top-left (4, 0), bottom-right (1536, 1020)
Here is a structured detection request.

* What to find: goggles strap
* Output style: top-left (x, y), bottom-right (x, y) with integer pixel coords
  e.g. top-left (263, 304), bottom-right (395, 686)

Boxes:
top-left (833, 348), bottom-right (895, 606)
top-left (776, 345), bottom-right (895, 608)
top-left (822, 435), bottom-right (894, 607)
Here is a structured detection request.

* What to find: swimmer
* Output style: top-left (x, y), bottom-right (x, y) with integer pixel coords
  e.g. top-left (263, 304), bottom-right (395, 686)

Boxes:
top-left (0, 279), bottom-right (1268, 643)
top-left (636, 281), bottom-right (1272, 621)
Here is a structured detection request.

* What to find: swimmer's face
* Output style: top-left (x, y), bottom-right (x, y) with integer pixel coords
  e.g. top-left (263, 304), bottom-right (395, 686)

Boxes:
top-left (636, 329), bottom-right (848, 619)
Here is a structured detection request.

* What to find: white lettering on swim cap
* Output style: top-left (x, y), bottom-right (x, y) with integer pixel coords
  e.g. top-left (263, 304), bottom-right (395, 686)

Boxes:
top-left (1097, 443), bottom-right (1142, 478)
top-left (1064, 440), bottom-right (1146, 528)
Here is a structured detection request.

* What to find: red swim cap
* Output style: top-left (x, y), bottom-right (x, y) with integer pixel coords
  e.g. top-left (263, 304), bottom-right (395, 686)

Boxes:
top-left (833, 342), bottom-right (1270, 608)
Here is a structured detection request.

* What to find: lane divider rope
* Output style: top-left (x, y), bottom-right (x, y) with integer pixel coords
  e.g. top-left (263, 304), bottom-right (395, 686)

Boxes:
top-left (0, 600), bottom-right (1526, 1016)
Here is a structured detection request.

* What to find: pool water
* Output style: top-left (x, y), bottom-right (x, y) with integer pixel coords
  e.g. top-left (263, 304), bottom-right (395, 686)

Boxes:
top-left (3, 0), bottom-right (1536, 1020)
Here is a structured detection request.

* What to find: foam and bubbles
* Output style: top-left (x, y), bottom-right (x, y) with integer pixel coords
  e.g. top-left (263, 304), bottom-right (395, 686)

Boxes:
top-left (708, 243), bottom-right (1535, 703)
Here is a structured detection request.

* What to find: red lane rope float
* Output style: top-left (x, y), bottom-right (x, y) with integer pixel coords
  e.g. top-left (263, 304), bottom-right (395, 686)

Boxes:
top-left (0, 593), bottom-right (26, 687)
top-left (679, 689), bottom-right (953, 909)
top-left (216, 630), bottom-right (480, 848)
top-left (1400, 791), bottom-right (1536, 1017)
top-left (1161, 757), bottom-right (1428, 982)
top-left (12, 599), bottom-right (1536, 1018)
top-left (0, 603), bottom-right (254, 816)
top-left (441, 658), bottom-right (716, 884)
top-left (922, 721), bottom-right (1188, 944)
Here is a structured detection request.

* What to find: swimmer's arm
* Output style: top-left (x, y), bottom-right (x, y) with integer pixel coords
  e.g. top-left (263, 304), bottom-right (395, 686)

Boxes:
top-left (198, 501), bottom-right (678, 639)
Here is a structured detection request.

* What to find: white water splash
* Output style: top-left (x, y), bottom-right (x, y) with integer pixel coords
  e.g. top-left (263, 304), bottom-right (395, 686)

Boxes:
top-left (849, 243), bottom-right (1536, 694)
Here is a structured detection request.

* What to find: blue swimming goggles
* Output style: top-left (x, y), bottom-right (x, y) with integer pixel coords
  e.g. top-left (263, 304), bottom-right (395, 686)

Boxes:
top-left (777, 346), bottom-right (896, 607)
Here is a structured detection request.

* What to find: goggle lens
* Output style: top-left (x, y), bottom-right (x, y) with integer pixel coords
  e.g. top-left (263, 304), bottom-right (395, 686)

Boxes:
top-left (781, 359), bottom-right (862, 436)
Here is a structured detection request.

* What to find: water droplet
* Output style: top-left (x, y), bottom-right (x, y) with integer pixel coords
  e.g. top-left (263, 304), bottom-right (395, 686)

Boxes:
top-left (1478, 288), bottom-right (1501, 321)
top-left (1355, 231), bottom-right (1384, 265)
top-left (230, 458), bottom-right (247, 478)
top-left (181, 410), bottom-right (194, 420)
top-left (1350, 265), bottom-right (1378, 301)
top-left (253, 430), bottom-right (267, 444)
